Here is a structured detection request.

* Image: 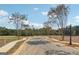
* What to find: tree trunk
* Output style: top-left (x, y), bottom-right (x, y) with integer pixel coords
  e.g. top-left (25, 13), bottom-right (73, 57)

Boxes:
top-left (69, 25), bottom-right (72, 45)
top-left (17, 29), bottom-right (19, 40)
top-left (61, 28), bottom-right (64, 40)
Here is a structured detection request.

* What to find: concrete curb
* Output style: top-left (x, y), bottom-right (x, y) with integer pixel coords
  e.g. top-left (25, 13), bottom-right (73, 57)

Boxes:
top-left (12, 37), bottom-right (31, 55)
top-left (0, 38), bottom-right (26, 55)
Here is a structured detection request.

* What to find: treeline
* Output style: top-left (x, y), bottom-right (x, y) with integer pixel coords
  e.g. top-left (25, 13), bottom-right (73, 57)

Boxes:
top-left (64, 26), bottom-right (79, 36)
top-left (0, 26), bottom-right (79, 36)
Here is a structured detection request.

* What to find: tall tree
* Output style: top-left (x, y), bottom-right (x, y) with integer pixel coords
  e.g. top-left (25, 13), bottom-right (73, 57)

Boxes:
top-left (9, 12), bottom-right (27, 39)
top-left (48, 4), bottom-right (69, 40)
top-left (43, 21), bottom-right (51, 35)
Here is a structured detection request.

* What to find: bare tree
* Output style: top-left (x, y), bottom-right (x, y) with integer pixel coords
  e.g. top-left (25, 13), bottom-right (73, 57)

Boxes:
top-left (43, 21), bottom-right (52, 35)
top-left (9, 12), bottom-right (27, 40)
top-left (43, 21), bottom-right (50, 35)
top-left (48, 4), bottom-right (69, 40)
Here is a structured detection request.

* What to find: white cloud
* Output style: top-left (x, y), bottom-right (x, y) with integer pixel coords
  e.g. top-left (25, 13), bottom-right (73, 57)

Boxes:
top-left (41, 12), bottom-right (48, 16)
top-left (0, 10), bottom-right (8, 17)
top-left (30, 23), bottom-right (43, 29)
top-left (0, 10), bottom-right (9, 28)
top-left (22, 20), bottom-right (44, 29)
top-left (22, 20), bottom-right (30, 25)
top-left (34, 8), bottom-right (39, 10)
top-left (75, 16), bottom-right (79, 19)
top-left (75, 16), bottom-right (79, 22)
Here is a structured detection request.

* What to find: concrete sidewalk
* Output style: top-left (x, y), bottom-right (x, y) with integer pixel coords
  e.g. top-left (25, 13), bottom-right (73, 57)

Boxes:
top-left (0, 38), bottom-right (26, 55)
top-left (12, 37), bottom-right (32, 55)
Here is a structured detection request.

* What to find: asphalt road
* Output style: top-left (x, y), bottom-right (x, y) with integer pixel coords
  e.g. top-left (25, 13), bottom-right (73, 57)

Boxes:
top-left (18, 37), bottom-right (79, 55)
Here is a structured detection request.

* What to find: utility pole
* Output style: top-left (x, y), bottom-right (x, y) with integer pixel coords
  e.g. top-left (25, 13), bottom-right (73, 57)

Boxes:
top-left (69, 24), bottom-right (72, 45)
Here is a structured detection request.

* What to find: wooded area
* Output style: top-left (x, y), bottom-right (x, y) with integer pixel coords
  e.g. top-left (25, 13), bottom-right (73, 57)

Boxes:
top-left (0, 25), bottom-right (78, 36)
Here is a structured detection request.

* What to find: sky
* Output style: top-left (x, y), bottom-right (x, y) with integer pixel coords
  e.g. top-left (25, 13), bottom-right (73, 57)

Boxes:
top-left (0, 4), bottom-right (79, 29)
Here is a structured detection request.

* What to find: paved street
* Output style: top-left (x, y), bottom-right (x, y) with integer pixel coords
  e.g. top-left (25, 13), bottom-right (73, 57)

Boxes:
top-left (18, 37), bottom-right (79, 55)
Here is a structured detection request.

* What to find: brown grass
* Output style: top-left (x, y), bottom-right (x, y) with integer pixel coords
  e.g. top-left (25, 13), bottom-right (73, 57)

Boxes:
top-left (48, 35), bottom-right (79, 47)
top-left (0, 36), bottom-right (24, 47)
top-left (48, 35), bottom-right (79, 43)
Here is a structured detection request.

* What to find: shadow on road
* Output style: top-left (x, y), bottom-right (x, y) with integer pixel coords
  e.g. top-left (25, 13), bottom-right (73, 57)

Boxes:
top-left (45, 50), bottom-right (71, 55)
top-left (26, 40), bottom-right (49, 45)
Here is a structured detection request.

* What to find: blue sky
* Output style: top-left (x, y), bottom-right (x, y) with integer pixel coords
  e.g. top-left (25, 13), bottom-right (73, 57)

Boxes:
top-left (0, 4), bottom-right (79, 29)
top-left (68, 4), bottom-right (79, 26)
